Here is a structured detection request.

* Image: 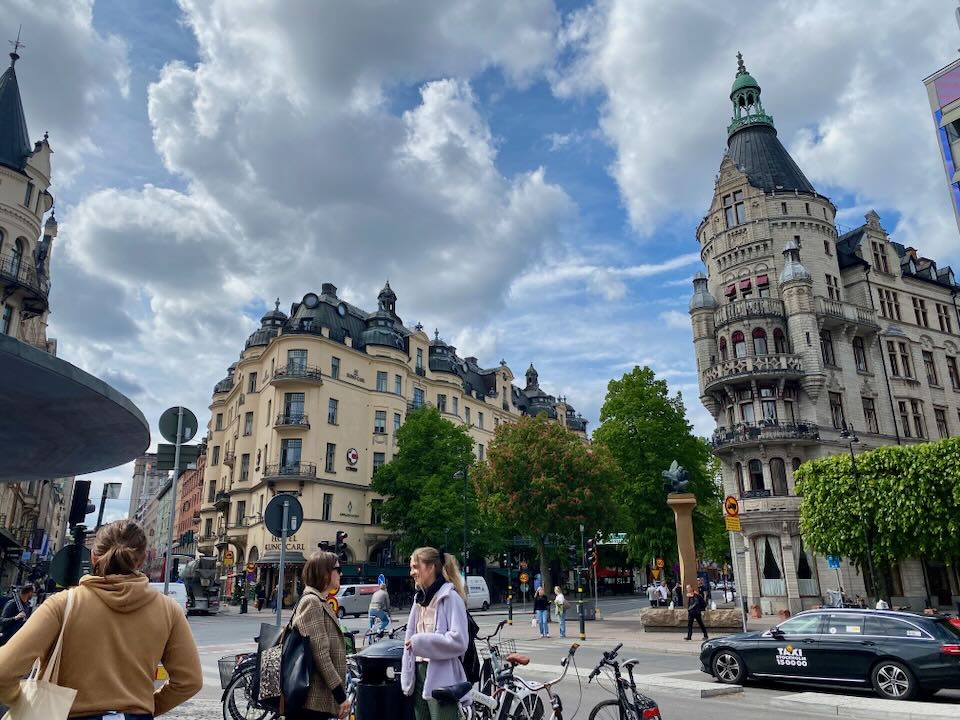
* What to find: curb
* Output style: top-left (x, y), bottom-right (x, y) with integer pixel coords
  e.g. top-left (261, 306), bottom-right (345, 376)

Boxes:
top-left (771, 692), bottom-right (959, 719)
top-left (521, 663), bottom-right (741, 699)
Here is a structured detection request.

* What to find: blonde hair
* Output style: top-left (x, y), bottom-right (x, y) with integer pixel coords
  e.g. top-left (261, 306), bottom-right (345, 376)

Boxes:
top-left (92, 520), bottom-right (147, 576)
top-left (412, 547), bottom-right (466, 601)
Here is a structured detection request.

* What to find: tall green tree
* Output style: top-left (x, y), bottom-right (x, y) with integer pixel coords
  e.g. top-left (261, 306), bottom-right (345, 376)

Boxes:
top-left (593, 366), bottom-right (720, 571)
top-left (370, 407), bottom-right (505, 561)
top-left (473, 414), bottom-right (623, 591)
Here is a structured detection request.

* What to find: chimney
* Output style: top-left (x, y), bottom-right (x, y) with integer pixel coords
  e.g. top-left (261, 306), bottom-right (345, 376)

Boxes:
top-left (321, 283), bottom-right (338, 297)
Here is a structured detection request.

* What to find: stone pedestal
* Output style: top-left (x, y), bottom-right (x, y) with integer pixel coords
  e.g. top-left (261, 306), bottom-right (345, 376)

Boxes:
top-left (639, 607), bottom-right (743, 633)
top-left (667, 493), bottom-right (697, 592)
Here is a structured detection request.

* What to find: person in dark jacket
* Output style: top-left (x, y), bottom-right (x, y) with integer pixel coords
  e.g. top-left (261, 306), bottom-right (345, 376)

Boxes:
top-left (685, 584), bottom-right (708, 641)
top-left (533, 587), bottom-right (550, 638)
top-left (0, 586), bottom-right (33, 645)
top-left (671, 581), bottom-right (683, 607)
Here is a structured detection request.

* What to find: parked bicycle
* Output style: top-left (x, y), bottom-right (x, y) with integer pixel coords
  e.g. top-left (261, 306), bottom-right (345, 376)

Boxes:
top-left (362, 621), bottom-right (407, 647)
top-left (586, 643), bottom-right (662, 720)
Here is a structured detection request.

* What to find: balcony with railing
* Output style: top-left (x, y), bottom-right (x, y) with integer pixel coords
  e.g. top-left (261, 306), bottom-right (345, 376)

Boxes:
top-left (223, 450), bottom-right (236, 467)
top-left (263, 462), bottom-right (317, 480)
top-left (0, 252), bottom-right (50, 312)
top-left (271, 364), bottom-right (324, 385)
top-left (212, 490), bottom-right (230, 510)
top-left (703, 353), bottom-right (803, 391)
top-left (711, 420), bottom-right (820, 449)
top-left (275, 412), bottom-right (310, 429)
top-left (815, 296), bottom-right (879, 329)
top-left (407, 400), bottom-right (432, 412)
top-left (714, 297), bottom-right (785, 330)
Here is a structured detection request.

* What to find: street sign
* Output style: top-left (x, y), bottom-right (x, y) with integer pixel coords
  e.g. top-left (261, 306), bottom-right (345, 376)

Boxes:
top-left (519, 572), bottom-right (529, 584)
top-left (520, 583), bottom-right (529, 593)
top-left (265, 494), bottom-right (304, 537)
top-left (49, 544), bottom-right (91, 587)
top-left (223, 550), bottom-right (235, 567)
top-left (346, 448), bottom-right (359, 466)
top-left (650, 568), bottom-right (660, 579)
top-left (827, 555), bottom-right (841, 569)
top-left (724, 496), bottom-right (740, 517)
top-left (246, 563), bottom-right (256, 573)
top-left (377, 574), bottom-right (386, 586)
top-left (655, 558), bottom-right (664, 569)
top-left (724, 516), bottom-right (742, 532)
top-left (156, 443), bottom-right (201, 471)
top-left (159, 406), bottom-right (198, 444)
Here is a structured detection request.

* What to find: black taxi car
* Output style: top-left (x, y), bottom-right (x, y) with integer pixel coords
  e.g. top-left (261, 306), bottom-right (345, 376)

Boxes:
top-left (699, 608), bottom-right (960, 700)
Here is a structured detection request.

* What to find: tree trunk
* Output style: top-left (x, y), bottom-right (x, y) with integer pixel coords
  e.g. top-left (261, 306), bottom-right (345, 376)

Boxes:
top-left (537, 537), bottom-right (551, 596)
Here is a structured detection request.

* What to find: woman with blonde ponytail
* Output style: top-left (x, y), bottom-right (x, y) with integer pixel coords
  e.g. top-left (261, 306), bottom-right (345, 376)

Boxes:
top-left (400, 547), bottom-right (470, 720)
top-left (0, 519), bottom-right (202, 719)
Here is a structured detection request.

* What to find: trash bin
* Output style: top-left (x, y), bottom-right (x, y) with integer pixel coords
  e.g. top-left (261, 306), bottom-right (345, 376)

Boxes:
top-left (577, 600), bottom-right (597, 621)
top-left (354, 639), bottom-right (413, 720)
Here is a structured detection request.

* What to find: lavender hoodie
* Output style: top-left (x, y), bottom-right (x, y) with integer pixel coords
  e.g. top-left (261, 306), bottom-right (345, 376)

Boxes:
top-left (400, 581), bottom-right (470, 702)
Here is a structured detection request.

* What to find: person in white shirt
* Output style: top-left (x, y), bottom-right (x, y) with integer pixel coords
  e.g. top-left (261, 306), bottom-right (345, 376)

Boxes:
top-left (646, 583), bottom-right (658, 607)
top-left (552, 586), bottom-right (568, 638)
top-left (657, 581), bottom-right (669, 606)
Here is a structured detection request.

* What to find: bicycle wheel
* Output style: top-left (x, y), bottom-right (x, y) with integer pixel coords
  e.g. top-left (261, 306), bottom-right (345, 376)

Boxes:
top-left (223, 665), bottom-right (277, 720)
top-left (588, 698), bottom-right (638, 720)
top-left (510, 694), bottom-right (545, 720)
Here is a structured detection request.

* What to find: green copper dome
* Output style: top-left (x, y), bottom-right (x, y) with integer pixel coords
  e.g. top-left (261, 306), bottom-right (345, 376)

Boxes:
top-left (730, 70), bottom-right (760, 98)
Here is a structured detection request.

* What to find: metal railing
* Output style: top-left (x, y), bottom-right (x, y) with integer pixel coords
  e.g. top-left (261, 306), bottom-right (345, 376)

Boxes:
top-left (263, 462), bottom-right (317, 479)
top-left (714, 297), bottom-right (785, 329)
top-left (0, 251), bottom-right (49, 298)
top-left (711, 420), bottom-right (820, 448)
top-left (272, 364), bottom-right (324, 383)
top-left (703, 353), bottom-right (803, 389)
top-left (212, 491), bottom-right (230, 509)
top-left (275, 412), bottom-right (310, 427)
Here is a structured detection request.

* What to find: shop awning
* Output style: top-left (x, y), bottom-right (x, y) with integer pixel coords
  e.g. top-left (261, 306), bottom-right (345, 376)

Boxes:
top-left (256, 551), bottom-right (307, 566)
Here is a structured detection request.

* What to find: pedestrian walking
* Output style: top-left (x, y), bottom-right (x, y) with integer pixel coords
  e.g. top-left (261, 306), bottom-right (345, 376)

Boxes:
top-left (646, 583), bottom-right (659, 607)
top-left (697, 577), bottom-right (712, 604)
top-left (533, 587), bottom-right (550, 638)
top-left (552, 586), bottom-right (567, 638)
top-left (657, 581), bottom-right (669, 607)
top-left (256, 583), bottom-right (266, 612)
top-left (685, 584), bottom-right (709, 641)
top-left (289, 550), bottom-right (350, 720)
top-left (0, 586), bottom-right (33, 646)
top-left (368, 582), bottom-right (391, 634)
top-left (672, 581), bottom-right (683, 608)
top-left (401, 547), bottom-right (470, 720)
top-left (0, 519), bottom-right (202, 718)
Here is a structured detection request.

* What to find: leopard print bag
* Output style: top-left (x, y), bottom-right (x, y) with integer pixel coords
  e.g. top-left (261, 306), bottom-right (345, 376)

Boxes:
top-left (258, 642), bottom-right (283, 701)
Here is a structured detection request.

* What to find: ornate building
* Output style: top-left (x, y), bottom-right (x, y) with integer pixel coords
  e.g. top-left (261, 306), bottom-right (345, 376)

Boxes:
top-left (198, 282), bottom-right (585, 598)
top-left (690, 55), bottom-right (960, 613)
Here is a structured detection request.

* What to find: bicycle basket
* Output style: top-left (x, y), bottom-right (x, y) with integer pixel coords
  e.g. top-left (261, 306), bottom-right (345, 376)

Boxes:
top-left (218, 655), bottom-right (238, 689)
top-left (481, 638), bottom-right (517, 660)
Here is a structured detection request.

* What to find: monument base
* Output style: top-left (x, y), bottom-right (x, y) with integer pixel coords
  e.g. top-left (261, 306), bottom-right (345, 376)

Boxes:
top-left (639, 607), bottom-right (743, 634)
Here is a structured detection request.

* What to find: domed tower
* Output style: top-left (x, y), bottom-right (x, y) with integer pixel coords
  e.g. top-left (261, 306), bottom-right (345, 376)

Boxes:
top-left (362, 281), bottom-right (404, 350)
top-left (377, 280), bottom-right (397, 316)
top-left (245, 299), bottom-right (287, 351)
top-left (525, 363), bottom-right (539, 391)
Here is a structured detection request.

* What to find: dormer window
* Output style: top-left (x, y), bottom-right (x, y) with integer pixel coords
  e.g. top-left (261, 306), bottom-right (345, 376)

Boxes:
top-left (723, 191), bottom-right (746, 228)
top-left (871, 241), bottom-right (890, 274)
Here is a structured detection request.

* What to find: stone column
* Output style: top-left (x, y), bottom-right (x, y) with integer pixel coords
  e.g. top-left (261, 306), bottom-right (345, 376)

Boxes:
top-left (666, 493), bottom-right (698, 592)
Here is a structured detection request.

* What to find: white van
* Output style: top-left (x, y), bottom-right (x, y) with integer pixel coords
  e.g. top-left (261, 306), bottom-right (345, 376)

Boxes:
top-left (464, 576), bottom-right (490, 611)
top-left (150, 582), bottom-right (188, 616)
top-left (335, 584), bottom-right (380, 618)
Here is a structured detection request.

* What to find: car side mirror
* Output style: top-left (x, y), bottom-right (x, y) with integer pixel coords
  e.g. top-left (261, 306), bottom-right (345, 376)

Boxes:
top-left (771, 627), bottom-right (784, 638)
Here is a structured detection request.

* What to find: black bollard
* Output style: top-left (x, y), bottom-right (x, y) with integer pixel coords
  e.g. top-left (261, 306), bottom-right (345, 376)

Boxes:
top-left (507, 590), bottom-right (513, 625)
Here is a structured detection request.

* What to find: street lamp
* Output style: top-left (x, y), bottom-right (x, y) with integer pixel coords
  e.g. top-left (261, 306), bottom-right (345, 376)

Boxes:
top-left (453, 467), bottom-right (468, 574)
top-left (840, 427), bottom-right (880, 604)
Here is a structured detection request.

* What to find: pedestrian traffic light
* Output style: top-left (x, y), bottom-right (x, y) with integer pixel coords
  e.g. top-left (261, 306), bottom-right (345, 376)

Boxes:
top-left (501, 552), bottom-right (510, 568)
top-left (567, 545), bottom-right (577, 567)
top-left (335, 531), bottom-right (347, 558)
top-left (586, 538), bottom-right (597, 568)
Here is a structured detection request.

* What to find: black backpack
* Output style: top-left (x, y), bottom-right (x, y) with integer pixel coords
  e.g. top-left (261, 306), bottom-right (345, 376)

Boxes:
top-left (461, 611), bottom-right (481, 683)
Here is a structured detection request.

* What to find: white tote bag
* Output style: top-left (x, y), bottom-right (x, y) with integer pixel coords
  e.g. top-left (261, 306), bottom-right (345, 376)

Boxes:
top-left (3, 589), bottom-right (77, 720)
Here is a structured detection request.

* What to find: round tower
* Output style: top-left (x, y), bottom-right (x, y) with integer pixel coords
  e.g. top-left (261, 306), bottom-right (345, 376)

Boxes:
top-left (689, 272), bottom-right (719, 415)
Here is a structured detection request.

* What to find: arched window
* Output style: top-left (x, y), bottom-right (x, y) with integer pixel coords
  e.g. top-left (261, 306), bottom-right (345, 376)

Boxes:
top-left (732, 331), bottom-right (747, 358)
top-left (770, 458), bottom-right (788, 496)
top-left (11, 238), bottom-right (24, 277)
top-left (774, 328), bottom-right (788, 354)
top-left (791, 457), bottom-right (802, 473)
top-left (748, 459), bottom-right (765, 491)
top-left (719, 337), bottom-right (728, 361)
top-left (752, 328), bottom-right (768, 355)
top-left (734, 462), bottom-right (745, 496)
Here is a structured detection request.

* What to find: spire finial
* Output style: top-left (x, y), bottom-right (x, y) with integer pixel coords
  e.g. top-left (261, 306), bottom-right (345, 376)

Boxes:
top-left (434, 328), bottom-right (439, 340)
top-left (274, 298), bottom-right (280, 311)
top-left (736, 51), bottom-right (746, 76)
top-left (8, 25), bottom-right (24, 66)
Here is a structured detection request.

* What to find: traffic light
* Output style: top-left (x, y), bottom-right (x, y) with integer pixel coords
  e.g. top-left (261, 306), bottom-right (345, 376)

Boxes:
top-left (586, 538), bottom-right (597, 568)
top-left (68, 480), bottom-right (95, 527)
top-left (567, 545), bottom-right (578, 568)
top-left (335, 531), bottom-right (347, 559)
top-left (501, 552), bottom-right (510, 568)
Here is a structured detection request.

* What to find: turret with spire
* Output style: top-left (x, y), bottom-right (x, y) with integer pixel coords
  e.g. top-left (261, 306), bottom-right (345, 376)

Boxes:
top-left (0, 35), bottom-right (32, 171)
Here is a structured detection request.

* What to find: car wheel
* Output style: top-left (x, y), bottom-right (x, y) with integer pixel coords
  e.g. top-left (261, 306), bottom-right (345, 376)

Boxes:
top-left (871, 660), bottom-right (916, 701)
top-left (482, 601), bottom-right (489, 611)
top-left (712, 649), bottom-right (746, 684)
top-left (337, 607), bottom-right (346, 619)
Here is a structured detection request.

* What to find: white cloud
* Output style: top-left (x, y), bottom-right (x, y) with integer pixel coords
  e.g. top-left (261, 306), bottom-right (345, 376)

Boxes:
top-left (659, 310), bottom-right (690, 330)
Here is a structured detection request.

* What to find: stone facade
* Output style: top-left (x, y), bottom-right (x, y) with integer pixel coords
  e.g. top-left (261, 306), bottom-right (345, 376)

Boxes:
top-left (690, 57), bottom-right (960, 614)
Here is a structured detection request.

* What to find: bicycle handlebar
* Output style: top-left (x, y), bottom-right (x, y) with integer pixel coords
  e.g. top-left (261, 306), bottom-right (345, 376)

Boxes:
top-left (589, 643), bottom-right (624, 683)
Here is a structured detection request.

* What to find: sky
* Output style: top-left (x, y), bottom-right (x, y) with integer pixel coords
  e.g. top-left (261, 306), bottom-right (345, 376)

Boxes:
top-left (4, 0), bottom-right (960, 524)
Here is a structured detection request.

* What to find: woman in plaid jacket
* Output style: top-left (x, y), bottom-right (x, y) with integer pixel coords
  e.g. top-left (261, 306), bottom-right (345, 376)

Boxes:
top-left (290, 551), bottom-right (350, 720)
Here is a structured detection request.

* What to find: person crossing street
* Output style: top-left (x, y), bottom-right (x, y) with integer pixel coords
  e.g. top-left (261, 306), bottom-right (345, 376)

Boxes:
top-left (685, 584), bottom-right (708, 641)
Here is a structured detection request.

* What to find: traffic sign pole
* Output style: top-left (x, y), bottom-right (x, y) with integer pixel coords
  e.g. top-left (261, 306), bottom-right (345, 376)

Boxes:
top-left (162, 407), bottom-right (183, 596)
top-left (277, 498), bottom-right (289, 627)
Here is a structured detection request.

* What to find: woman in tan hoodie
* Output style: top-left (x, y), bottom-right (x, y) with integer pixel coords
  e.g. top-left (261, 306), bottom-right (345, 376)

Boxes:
top-left (0, 519), bottom-right (202, 718)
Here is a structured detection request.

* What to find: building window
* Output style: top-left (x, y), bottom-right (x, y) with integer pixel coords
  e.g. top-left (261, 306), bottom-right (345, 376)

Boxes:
top-left (820, 330), bottom-right (836, 366)
top-left (872, 241), bottom-right (890, 273)
top-left (719, 337), bottom-right (728, 361)
top-left (465, 406), bottom-right (471, 425)
top-left (829, 392), bottom-right (845, 430)
top-left (205, 518), bottom-right (213, 536)
top-left (370, 499), bottom-right (384, 526)
top-left (325, 443), bottom-right (336, 473)
top-left (752, 328), bottom-right (768, 355)
top-left (823, 239), bottom-right (832, 256)
top-left (732, 331), bottom-right (746, 358)
top-left (935, 408), bottom-right (949, 439)
top-left (322, 493), bottom-right (332, 522)
top-left (898, 401), bottom-right (911, 438)
top-left (853, 336), bottom-right (868, 372)
top-left (413, 387), bottom-right (424, 408)
top-left (760, 390), bottom-right (777, 421)
top-left (862, 398), bottom-right (879, 434)
top-left (374, 410), bottom-right (387, 434)
top-left (734, 462), bottom-right (745, 495)
top-left (266, 399), bottom-right (271, 425)
top-left (376, 371), bottom-right (387, 392)
top-left (825, 274), bottom-right (841, 301)
top-left (886, 341), bottom-right (912, 378)
top-left (781, 201), bottom-right (788, 215)
top-left (947, 356), bottom-right (960, 390)
top-left (416, 348), bottom-right (423, 369)
top-left (770, 458), bottom-right (788, 496)
top-left (244, 412), bottom-right (254, 435)
top-left (936, 303), bottom-right (953, 334)
top-left (437, 394), bottom-right (447, 413)
top-left (747, 459), bottom-right (765, 491)
top-left (923, 350), bottom-right (939, 386)
top-left (478, 412), bottom-right (484, 430)
top-left (878, 289), bottom-right (901, 320)
top-left (211, 445), bottom-right (221, 465)
top-left (395, 374), bottom-right (402, 395)
top-left (804, 201), bottom-right (811, 215)
top-left (328, 398), bottom-right (338, 425)
top-left (215, 413), bottom-right (224, 431)
top-left (451, 396), bottom-right (458, 415)
top-left (739, 399), bottom-right (755, 424)
top-left (912, 297), bottom-right (930, 328)
top-left (911, 400), bottom-right (927, 438)
top-left (723, 190), bottom-right (746, 228)
top-left (898, 342), bottom-right (913, 378)
top-left (477, 444), bottom-right (485, 461)
top-left (287, 348), bottom-right (307, 370)
top-left (236, 501), bottom-right (246, 527)
top-left (773, 329), bottom-right (787, 354)
top-left (23, 182), bottom-right (33, 208)
top-left (0, 305), bottom-right (11, 335)
top-left (393, 412), bottom-right (401, 432)
top-left (247, 372), bottom-right (258, 393)
top-left (283, 392), bottom-right (305, 421)
top-left (240, 454), bottom-right (250, 482)
top-left (280, 438), bottom-right (302, 468)
top-left (373, 452), bottom-right (385, 476)
top-left (330, 356), bottom-right (340, 379)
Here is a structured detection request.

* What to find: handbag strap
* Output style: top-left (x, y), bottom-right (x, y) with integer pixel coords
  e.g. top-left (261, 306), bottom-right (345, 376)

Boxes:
top-left (40, 589), bottom-right (74, 684)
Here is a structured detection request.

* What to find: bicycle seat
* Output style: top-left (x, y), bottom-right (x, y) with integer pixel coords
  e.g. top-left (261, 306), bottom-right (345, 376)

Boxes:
top-left (506, 653), bottom-right (530, 666)
top-left (432, 681), bottom-right (473, 705)
top-left (622, 658), bottom-right (640, 669)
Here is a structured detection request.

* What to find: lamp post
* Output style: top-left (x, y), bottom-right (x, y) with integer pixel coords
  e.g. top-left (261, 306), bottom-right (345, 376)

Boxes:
top-left (840, 427), bottom-right (879, 604)
top-left (454, 467), bottom-right (468, 574)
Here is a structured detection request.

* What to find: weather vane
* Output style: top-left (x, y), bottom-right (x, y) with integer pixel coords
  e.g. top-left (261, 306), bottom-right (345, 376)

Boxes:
top-left (9, 25), bottom-right (25, 56)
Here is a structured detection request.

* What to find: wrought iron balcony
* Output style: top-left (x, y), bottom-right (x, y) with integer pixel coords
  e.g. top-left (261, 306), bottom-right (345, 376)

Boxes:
top-left (212, 490), bottom-right (230, 510)
top-left (711, 420), bottom-right (820, 449)
top-left (0, 252), bottom-right (49, 313)
top-left (714, 297), bottom-right (785, 330)
top-left (275, 412), bottom-right (310, 429)
top-left (703, 353), bottom-right (803, 391)
top-left (815, 296), bottom-right (879, 329)
top-left (271, 364), bottom-right (324, 385)
top-left (415, 367), bottom-right (426, 377)
top-left (741, 488), bottom-right (772, 499)
top-left (263, 462), bottom-right (317, 480)
top-left (223, 451), bottom-right (236, 467)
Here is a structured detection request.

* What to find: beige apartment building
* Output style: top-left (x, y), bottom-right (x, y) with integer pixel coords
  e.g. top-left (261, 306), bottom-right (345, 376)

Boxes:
top-left (690, 56), bottom-right (960, 614)
top-left (0, 49), bottom-right (73, 589)
top-left (198, 282), bottom-right (585, 598)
